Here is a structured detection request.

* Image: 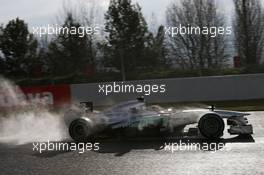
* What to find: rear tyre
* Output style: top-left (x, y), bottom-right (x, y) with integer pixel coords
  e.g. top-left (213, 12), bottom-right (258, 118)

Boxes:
top-left (69, 118), bottom-right (92, 143)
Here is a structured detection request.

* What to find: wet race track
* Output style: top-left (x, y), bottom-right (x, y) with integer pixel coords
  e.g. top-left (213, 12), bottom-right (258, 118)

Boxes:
top-left (0, 112), bottom-right (264, 175)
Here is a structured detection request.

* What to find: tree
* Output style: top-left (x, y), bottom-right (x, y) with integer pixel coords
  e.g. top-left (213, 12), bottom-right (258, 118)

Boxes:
top-left (36, 35), bottom-right (50, 76)
top-left (233, 0), bottom-right (264, 68)
top-left (78, 0), bottom-right (102, 73)
top-left (0, 18), bottom-right (38, 76)
top-left (103, 0), bottom-right (156, 80)
top-left (148, 25), bottom-right (170, 68)
top-left (148, 13), bottom-right (159, 35)
top-left (0, 24), bottom-right (5, 74)
top-left (47, 13), bottom-right (95, 76)
top-left (166, 0), bottom-right (228, 71)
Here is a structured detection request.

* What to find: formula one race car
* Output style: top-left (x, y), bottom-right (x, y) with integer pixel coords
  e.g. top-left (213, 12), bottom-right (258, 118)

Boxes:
top-left (64, 97), bottom-right (253, 142)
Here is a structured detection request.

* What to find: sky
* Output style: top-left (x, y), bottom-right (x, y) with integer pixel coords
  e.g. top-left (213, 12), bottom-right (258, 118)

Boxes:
top-left (0, 0), bottom-right (234, 28)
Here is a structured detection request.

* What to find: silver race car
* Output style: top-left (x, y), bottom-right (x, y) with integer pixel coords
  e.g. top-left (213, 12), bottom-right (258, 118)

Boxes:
top-left (65, 97), bottom-right (253, 142)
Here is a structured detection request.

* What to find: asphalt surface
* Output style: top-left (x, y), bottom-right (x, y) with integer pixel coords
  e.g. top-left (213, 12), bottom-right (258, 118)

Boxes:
top-left (0, 112), bottom-right (263, 175)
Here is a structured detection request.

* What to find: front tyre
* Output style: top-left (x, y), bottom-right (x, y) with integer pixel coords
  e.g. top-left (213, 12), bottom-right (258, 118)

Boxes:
top-left (198, 114), bottom-right (225, 139)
